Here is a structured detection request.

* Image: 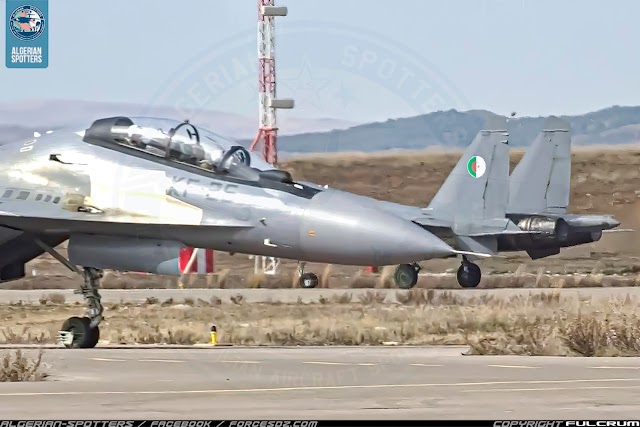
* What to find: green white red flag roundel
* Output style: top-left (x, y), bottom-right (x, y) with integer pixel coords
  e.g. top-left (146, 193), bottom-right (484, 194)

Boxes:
top-left (467, 156), bottom-right (486, 178)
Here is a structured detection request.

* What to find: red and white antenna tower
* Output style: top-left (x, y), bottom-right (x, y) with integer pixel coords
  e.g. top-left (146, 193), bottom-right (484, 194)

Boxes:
top-left (249, 1), bottom-right (293, 276)
top-left (248, 0), bottom-right (294, 165)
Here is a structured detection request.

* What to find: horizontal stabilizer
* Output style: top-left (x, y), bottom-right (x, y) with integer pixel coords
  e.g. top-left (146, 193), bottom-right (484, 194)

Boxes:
top-left (527, 247), bottom-right (560, 259)
top-left (603, 228), bottom-right (635, 233)
top-left (464, 229), bottom-right (543, 237)
top-left (562, 215), bottom-right (620, 230)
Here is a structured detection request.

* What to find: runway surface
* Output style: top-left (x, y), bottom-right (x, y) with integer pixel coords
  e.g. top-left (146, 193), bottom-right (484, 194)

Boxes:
top-left (1, 346), bottom-right (640, 419)
top-left (1, 286), bottom-right (639, 304)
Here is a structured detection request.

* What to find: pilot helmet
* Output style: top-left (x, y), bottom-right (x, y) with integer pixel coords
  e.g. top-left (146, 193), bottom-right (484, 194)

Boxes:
top-left (207, 146), bottom-right (225, 165)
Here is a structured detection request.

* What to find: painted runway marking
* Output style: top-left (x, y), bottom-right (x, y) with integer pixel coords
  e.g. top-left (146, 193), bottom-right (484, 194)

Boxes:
top-left (220, 361), bottom-right (261, 364)
top-left (137, 359), bottom-right (184, 363)
top-left (487, 364), bottom-right (539, 369)
top-left (410, 364), bottom-right (442, 367)
top-left (591, 366), bottom-right (640, 370)
top-left (89, 358), bottom-right (125, 362)
top-left (1, 377), bottom-right (639, 397)
top-left (303, 361), bottom-right (351, 366)
top-left (304, 362), bottom-right (377, 366)
top-left (462, 385), bottom-right (640, 393)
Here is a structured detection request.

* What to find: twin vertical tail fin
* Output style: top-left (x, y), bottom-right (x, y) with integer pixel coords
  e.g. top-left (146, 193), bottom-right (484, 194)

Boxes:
top-left (425, 116), bottom-right (510, 231)
top-left (508, 116), bottom-right (571, 215)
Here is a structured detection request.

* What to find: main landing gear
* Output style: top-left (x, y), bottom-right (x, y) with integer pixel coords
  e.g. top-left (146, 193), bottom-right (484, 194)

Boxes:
top-left (393, 263), bottom-right (421, 289)
top-left (456, 258), bottom-right (481, 288)
top-left (297, 262), bottom-right (319, 288)
top-left (392, 259), bottom-right (482, 289)
top-left (57, 267), bottom-right (104, 348)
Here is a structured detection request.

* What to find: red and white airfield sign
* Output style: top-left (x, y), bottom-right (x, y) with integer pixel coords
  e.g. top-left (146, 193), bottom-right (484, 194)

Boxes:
top-left (179, 247), bottom-right (215, 274)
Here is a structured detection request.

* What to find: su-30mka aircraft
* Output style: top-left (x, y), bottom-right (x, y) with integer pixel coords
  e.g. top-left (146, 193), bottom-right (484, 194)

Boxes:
top-left (0, 115), bottom-right (620, 348)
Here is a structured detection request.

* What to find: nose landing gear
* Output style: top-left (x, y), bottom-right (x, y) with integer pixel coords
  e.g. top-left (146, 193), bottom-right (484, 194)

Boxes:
top-left (57, 267), bottom-right (104, 348)
top-left (32, 238), bottom-right (104, 349)
top-left (58, 316), bottom-right (100, 349)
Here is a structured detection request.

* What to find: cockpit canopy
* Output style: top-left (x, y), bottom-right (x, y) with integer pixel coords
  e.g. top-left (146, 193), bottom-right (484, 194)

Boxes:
top-left (85, 117), bottom-right (274, 170)
top-left (81, 116), bottom-right (300, 187)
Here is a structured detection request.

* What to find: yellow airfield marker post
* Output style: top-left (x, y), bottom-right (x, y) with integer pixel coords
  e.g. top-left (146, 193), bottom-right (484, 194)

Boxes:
top-left (210, 325), bottom-right (217, 345)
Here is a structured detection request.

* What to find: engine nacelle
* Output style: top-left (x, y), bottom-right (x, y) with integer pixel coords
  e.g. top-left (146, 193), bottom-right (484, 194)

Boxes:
top-left (516, 217), bottom-right (558, 235)
top-left (68, 234), bottom-right (185, 275)
top-left (517, 216), bottom-right (601, 246)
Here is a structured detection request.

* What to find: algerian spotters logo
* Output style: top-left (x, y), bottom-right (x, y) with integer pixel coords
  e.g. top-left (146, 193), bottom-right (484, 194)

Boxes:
top-left (9, 5), bottom-right (45, 41)
top-left (467, 155), bottom-right (486, 178)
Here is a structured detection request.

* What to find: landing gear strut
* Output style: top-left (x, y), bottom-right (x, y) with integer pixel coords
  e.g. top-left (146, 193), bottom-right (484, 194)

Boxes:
top-left (57, 267), bottom-right (104, 348)
top-left (394, 263), bottom-right (421, 289)
top-left (456, 259), bottom-right (481, 288)
top-left (32, 237), bottom-right (104, 349)
top-left (297, 262), bottom-right (319, 289)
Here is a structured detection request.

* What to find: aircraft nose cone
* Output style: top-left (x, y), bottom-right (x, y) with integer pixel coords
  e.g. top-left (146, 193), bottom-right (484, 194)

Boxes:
top-left (300, 191), bottom-right (455, 265)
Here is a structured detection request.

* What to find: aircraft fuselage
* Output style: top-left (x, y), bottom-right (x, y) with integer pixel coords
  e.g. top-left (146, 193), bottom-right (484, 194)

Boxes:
top-left (0, 126), bottom-right (456, 269)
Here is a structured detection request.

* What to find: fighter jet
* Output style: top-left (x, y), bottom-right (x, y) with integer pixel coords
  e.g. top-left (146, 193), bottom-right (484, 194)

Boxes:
top-left (450, 116), bottom-right (621, 287)
top-left (504, 116), bottom-right (622, 260)
top-left (0, 115), bottom-right (494, 348)
top-left (298, 116), bottom-right (621, 289)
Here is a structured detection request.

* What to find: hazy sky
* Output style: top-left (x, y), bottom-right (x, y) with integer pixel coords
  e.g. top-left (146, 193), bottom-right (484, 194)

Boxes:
top-left (1, 0), bottom-right (638, 123)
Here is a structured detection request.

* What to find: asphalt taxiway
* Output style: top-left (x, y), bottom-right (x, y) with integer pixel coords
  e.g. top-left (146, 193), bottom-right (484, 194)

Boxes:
top-left (1, 346), bottom-right (639, 419)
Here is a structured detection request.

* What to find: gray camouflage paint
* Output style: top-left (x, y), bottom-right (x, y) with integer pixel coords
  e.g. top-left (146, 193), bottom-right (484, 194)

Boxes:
top-left (0, 114), bottom-right (621, 281)
top-left (302, 116), bottom-right (621, 258)
top-left (0, 117), bottom-right (459, 279)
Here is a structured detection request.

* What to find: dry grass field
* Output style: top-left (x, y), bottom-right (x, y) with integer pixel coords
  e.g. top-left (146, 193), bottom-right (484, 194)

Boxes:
top-left (7, 147), bottom-right (640, 290)
top-left (0, 290), bottom-right (639, 357)
top-left (284, 147), bottom-right (640, 212)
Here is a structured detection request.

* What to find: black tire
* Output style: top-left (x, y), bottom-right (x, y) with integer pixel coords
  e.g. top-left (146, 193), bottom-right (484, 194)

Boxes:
top-left (299, 272), bottom-right (319, 289)
top-left (394, 264), bottom-right (418, 289)
top-left (60, 316), bottom-right (100, 348)
top-left (456, 262), bottom-right (482, 288)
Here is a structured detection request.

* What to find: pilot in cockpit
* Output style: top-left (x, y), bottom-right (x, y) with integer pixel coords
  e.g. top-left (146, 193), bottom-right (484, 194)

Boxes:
top-left (197, 149), bottom-right (226, 171)
top-left (115, 123), bottom-right (236, 173)
top-left (199, 160), bottom-right (213, 170)
top-left (203, 145), bottom-right (224, 169)
top-left (118, 125), bottom-right (167, 152)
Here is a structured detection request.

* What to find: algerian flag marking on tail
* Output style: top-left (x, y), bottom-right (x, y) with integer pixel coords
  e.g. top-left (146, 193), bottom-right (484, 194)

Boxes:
top-left (467, 156), bottom-right (486, 178)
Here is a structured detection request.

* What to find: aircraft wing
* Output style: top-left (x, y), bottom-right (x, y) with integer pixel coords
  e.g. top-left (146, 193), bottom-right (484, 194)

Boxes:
top-left (0, 199), bottom-right (254, 237)
top-left (0, 199), bottom-right (254, 283)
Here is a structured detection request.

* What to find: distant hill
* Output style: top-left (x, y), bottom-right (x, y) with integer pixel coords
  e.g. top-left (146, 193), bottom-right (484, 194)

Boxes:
top-left (0, 99), bottom-right (358, 145)
top-left (3, 101), bottom-right (640, 154)
top-left (251, 105), bottom-right (640, 154)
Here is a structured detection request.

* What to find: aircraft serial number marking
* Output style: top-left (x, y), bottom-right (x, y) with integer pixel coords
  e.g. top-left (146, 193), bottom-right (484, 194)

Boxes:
top-left (168, 176), bottom-right (238, 200)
